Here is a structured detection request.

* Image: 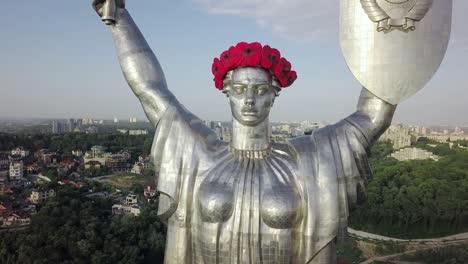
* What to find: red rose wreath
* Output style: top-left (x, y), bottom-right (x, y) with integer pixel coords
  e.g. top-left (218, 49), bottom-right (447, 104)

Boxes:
top-left (212, 42), bottom-right (297, 90)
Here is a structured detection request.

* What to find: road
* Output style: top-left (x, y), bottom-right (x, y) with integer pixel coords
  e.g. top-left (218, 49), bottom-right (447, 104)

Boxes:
top-left (347, 228), bottom-right (468, 264)
top-left (87, 174), bottom-right (116, 181)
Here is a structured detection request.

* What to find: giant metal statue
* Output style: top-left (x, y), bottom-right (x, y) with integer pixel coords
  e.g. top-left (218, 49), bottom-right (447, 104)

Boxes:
top-left (92, 0), bottom-right (452, 263)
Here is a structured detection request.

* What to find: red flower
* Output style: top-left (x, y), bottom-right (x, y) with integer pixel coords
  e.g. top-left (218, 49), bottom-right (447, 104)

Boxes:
top-left (284, 70), bottom-right (297, 87)
top-left (273, 57), bottom-right (292, 79)
top-left (211, 58), bottom-right (226, 79)
top-left (236, 42), bottom-right (262, 67)
top-left (261, 45), bottom-right (281, 69)
top-left (269, 48), bottom-right (281, 69)
top-left (220, 46), bottom-right (240, 70)
top-left (215, 78), bottom-right (224, 90)
top-left (261, 45), bottom-right (272, 69)
top-left (211, 42), bottom-right (297, 89)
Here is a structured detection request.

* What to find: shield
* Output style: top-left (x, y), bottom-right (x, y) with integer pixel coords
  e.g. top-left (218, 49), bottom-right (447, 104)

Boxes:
top-left (340, 0), bottom-right (452, 105)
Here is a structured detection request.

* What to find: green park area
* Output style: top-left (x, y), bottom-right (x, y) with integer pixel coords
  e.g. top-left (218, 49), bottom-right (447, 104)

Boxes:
top-left (350, 139), bottom-right (468, 239)
top-left (96, 173), bottom-right (154, 192)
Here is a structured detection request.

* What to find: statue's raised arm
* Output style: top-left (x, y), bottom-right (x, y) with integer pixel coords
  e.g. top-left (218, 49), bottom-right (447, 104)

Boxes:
top-left (92, 0), bottom-right (178, 125)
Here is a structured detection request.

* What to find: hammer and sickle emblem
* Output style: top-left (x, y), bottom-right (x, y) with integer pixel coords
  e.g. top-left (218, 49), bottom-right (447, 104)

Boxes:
top-left (360, 0), bottom-right (433, 32)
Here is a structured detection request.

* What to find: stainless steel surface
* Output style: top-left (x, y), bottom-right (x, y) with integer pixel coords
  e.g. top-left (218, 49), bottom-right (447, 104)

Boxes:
top-left (227, 68), bottom-right (276, 151)
top-left (361, 0), bottom-right (434, 32)
top-left (101, 0), bottom-right (117, 25)
top-left (91, 1), bottom-right (416, 263)
top-left (148, 90), bottom-right (394, 264)
top-left (340, 0), bottom-right (452, 104)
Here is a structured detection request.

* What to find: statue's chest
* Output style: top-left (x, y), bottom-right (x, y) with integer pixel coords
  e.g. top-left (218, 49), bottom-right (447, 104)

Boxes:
top-left (195, 151), bottom-right (302, 229)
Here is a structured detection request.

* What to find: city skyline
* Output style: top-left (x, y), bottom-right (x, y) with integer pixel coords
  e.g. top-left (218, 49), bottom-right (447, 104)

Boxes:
top-left (1, 1), bottom-right (467, 126)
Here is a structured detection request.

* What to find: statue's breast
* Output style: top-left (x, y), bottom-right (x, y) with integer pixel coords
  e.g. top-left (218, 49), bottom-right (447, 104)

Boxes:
top-left (198, 182), bottom-right (234, 223)
top-left (196, 150), bottom-right (302, 229)
top-left (261, 186), bottom-right (301, 229)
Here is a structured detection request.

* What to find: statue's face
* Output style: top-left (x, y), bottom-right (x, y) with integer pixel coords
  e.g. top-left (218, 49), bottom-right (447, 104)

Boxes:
top-left (225, 67), bottom-right (277, 126)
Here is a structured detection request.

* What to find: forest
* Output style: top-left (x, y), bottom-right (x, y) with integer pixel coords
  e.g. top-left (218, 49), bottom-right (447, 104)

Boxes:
top-left (0, 187), bottom-right (166, 264)
top-left (349, 139), bottom-right (468, 238)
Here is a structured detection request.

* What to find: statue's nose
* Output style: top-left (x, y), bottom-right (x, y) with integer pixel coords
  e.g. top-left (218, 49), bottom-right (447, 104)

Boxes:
top-left (244, 97), bottom-right (255, 106)
top-left (244, 87), bottom-right (255, 106)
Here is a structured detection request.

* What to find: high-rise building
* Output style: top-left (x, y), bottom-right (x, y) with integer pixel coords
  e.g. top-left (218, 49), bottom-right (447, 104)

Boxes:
top-left (129, 117), bottom-right (138, 123)
top-left (67, 119), bottom-right (75, 132)
top-left (51, 120), bottom-right (67, 134)
top-left (81, 118), bottom-right (94, 125)
top-left (9, 161), bottom-right (24, 180)
top-left (379, 124), bottom-right (415, 149)
top-left (114, 118), bottom-right (119, 123)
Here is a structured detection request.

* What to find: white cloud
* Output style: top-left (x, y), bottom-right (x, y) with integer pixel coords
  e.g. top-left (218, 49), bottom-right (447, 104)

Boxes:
top-left (193, 0), bottom-right (337, 42)
top-left (194, 0), bottom-right (468, 49)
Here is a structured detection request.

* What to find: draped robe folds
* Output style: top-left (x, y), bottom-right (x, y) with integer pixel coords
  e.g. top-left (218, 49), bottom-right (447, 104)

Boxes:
top-left (152, 105), bottom-right (373, 264)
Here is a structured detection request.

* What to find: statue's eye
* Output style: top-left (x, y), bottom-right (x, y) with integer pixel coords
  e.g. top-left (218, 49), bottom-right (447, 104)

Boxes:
top-left (233, 85), bottom-right (245, 94)
top-left (256, 85), bottom-right (269, 95)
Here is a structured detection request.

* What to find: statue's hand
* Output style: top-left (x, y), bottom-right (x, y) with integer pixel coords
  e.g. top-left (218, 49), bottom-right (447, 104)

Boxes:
top-left (92, 0), bottom-right (126, 25)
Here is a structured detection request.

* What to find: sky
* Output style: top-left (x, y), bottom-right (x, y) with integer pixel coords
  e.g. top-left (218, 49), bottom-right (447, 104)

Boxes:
top-left (0, 0), bottom-right (467, 126)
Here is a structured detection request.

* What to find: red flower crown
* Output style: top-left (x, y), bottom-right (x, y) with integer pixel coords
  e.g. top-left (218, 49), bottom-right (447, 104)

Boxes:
top-left (211, 42), bottom-right (297, 90)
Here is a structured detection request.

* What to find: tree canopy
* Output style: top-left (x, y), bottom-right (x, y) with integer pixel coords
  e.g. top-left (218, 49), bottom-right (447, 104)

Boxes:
top-left (0, 187), bottom-right (166, 264)
top-left (349, 141), bottom-right (468, 238)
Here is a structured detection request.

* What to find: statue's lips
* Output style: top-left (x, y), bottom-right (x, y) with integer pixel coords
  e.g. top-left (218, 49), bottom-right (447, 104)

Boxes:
top-left (241, 110), bottom-right (258, 116)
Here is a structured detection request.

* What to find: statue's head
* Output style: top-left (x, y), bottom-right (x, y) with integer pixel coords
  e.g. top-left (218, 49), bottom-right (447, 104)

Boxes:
top-left (224, 67), bottom-right (279, 126)
top-left (212, 42), bottom-right (297, 126)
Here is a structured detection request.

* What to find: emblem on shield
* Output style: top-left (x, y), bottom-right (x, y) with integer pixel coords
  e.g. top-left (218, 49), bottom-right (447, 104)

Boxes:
top-left (340, 0), bottom-right (452, 105)
top-left (361, 0), bottom-right (434, 33)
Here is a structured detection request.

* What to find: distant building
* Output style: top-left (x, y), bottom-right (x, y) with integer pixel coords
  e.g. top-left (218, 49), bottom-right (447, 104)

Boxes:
top-left (72, 150), bottom-right (83, 157)
top-left (379, 124), bottom-right (416, 149)
top-left (0, 153), bottom-right (9, 171)
top-left (84, 160), bottom-right (103, 169)
top-left (9, 161), bottom-right (24, 180)
top-left (112, 194), bottom-right (141, 216)
top-left (272, 124), bottom-right (292, 134)
top-left (131, 155), bottom-right (151, 175)
top-left (144, 185), bottom-right (157, 203)
top-left (129, 117), bottom-right (138, 123)
top-left (11, 147), bottom-right (29, 158)
top-left (52, 120), bottom-right (68, 134)
top-left (30, 188), bottom-right (56, 204)
top-left (2, 211), bottom-right (31, 227)
top-left (67, 119), bottom-right (75, 132)
top-left (129, 129), bottom-right (148, 135)
top-left (390, 147), bottom-right (439, 161)
top-left (85, 126), bottom-right (98, 134)
top-left (426, 134), bottom-right (468, 143)
top-left (81, 118), bottom-right (94, 125)
top-left (26, 163), bottom-right (40, 174)
top-left (84, 146), bottom-right (107, 165)
top-left (114, 118), bottom-right (119, 123)
top-left (105, 151), bottom-right (132, 173)
top-left (35, 149), bottom-right (59, 165)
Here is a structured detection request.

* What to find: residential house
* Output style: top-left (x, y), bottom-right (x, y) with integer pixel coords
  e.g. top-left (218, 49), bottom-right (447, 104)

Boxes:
top-left (9, 161), bottom-right (24, 180)
top-left (105, 151), bottom-right (132, 173)
top-left (143, 185), bottom-right (157, 203)
top-left (84, 160), bottom-right (103, 169)
top-left (112, 193), bottom-right (141, 216)
top-left (3, 211), bottom-right (31, 227)
top-left (30, 188), bottom-right (56, 204)
top-left (11, 147), bottom-right (30, 158)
